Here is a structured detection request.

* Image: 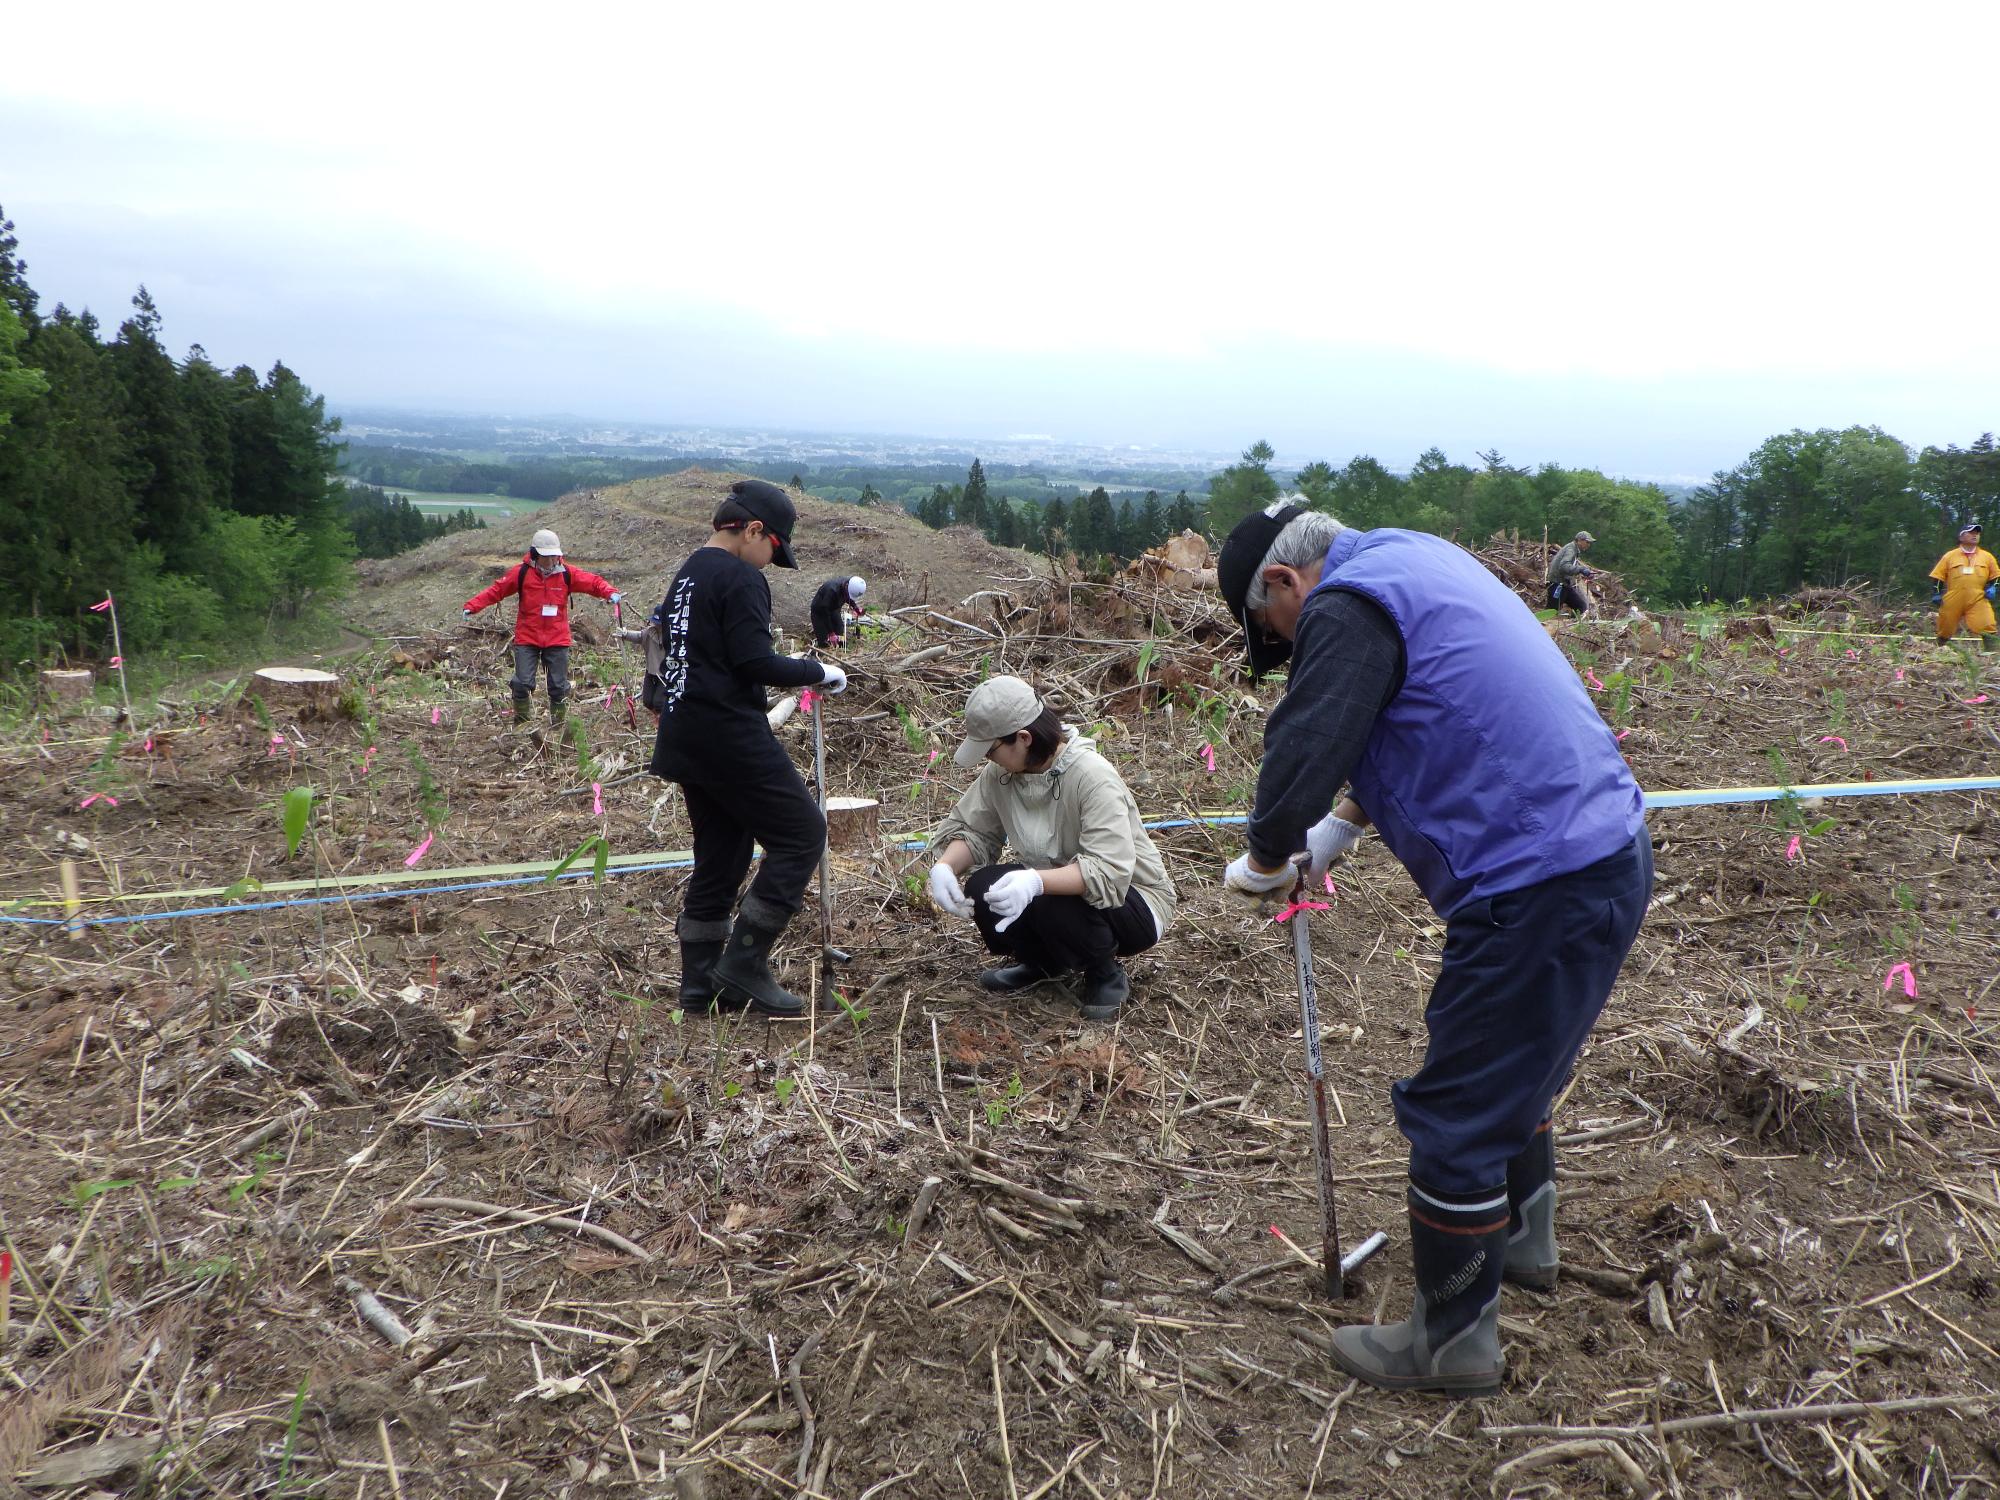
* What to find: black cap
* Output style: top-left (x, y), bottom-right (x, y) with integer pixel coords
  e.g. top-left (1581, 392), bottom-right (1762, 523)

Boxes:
top-left (728, 479), bottom-right (799, 569)
top-left (1216, 504), bottom-right (1305, 679)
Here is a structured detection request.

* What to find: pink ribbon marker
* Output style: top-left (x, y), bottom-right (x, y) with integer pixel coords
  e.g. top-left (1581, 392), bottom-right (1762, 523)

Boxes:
top-left (144, 737), bottom-right (154, 753)
top-left (89, 598), bottom-right (112, 613)
top-left (1894, 668), bottom-right (1905, 683)
top-left (1784, 834), bottom-right (1801, 863)
top-left (799, 687), bottom-right (818, 715)
top-left (1584, 668), bottom-right (1605, 691)
top-left (592, 782), bottom-right (604, 817)
top-left (78, 793), bottom-right (119, 809)
top-left (404, 833), bottom-right (434, 868)
top-left (430, 706), bottom-right (441, 725)
top-left (267, 735), bottom-right (284, 757)
top-left (363, 746), bottom-right (376, 767)
top-left (1271, 897), bottom-right (1331, 923)
top-left (1777, 647), bottom-right (1790, 657)
top-left (1882, 962), bottom-right (1917, 999)
top-left (108, 656), bottom-right (122, 668)
top-left (1615, 728), bottom-right (1630, 742)
top-left (1818, 735), bottom-right (1847, 750)
top-left (1323, 873), bottom-right (1338, 895)
top-left (1198, 742), bottom-right (1216, 773)
top-left (1963, 694), bottom-right (1990, 705)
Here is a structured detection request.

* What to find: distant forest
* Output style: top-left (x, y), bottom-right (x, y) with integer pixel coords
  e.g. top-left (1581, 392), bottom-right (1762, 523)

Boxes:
top-left (904, 435), bottom-right (2000, 604)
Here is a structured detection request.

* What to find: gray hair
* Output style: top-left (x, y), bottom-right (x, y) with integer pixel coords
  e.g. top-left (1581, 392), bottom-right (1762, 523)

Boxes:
top-left (1244, 500), bottom-right (1346, 614)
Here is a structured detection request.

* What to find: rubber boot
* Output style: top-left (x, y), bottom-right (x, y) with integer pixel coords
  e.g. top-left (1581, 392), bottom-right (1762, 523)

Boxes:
top-left (1079, 958), bottom-right (1130, 1021)
top-left (1503, 1120), bottom-right (1558, 1290)
top-left (979, 962), bottom-right (1053, 993)
top-left (549, 697), bottom-right (568, 728)
top-left (511, 695), bottom-right (531, 725)
top-left (674, 915), bottom-right (731, 1013)
top-left (1329, 1179), bottom-right (1507, 1395)
top-left (711, 895), bottom-right (807, 1017)
top-left (1982, 632), bottom-right (1996, 653)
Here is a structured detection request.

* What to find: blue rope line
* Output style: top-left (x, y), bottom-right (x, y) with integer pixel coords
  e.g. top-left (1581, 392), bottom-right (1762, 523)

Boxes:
top-left (10, 776), bottom-right (1999, 929)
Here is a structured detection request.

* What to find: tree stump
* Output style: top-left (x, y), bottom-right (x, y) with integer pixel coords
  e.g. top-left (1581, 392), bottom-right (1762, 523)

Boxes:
top-left (824, 796), bottom-right (881, 853)
top-left (40, 669), bottom-right (94, 710)
top-left (250, 667), bottom-right (343, 719)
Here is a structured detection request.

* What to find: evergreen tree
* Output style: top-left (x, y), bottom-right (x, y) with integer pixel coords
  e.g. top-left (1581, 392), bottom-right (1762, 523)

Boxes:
top-left (1165, 490), bottom-right (1201, 536)
top-left (1129, 490), bottom-right (1166, 554)
top-left (959, 458), bottom-right (989, 532)
top-left (0, 206), bottom-right (36, 323)
top-left (857, 481), bottom-right (882, 506)
top-left (1041, 496), bottom-right (1069, 557)
top-left (109, 287), bottom-right (213, 569)
top-left (1206, 439), bottom-right (1281, 534)
top-left (1074, 486), bottom-right (1117, 559)
top-left (0, 298), bottom-right (47, 430)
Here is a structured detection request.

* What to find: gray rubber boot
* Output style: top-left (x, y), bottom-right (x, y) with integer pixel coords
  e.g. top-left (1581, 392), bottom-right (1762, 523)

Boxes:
top-left (511, 695), bottom-right (531, 725)
top-left (1330, 1181), bottom-right (1506, 1395)
top-left (675, 914), bottom-right (732, 1013)
top-left (549, 698), bottom-right (568, 727)
top-left (712, 895), bottom-right (807, 1017)
top-left (1079, 959), bottom-right (1130, 1021)
top-left (1503, 1120), bottom-right (1558, 1290)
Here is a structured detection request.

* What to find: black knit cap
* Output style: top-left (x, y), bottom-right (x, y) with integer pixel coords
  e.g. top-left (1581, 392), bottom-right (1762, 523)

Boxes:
top-left (727, 479), bottom-right (799, 569)
top-left (1216, 503), bottom-right (1305, 679)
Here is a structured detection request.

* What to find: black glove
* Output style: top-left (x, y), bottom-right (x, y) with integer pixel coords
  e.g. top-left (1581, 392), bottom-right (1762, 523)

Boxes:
top-left (1986, 581), bottom-right (1998, 603)
top-left (1932, 590), bottom-right (1944, 608)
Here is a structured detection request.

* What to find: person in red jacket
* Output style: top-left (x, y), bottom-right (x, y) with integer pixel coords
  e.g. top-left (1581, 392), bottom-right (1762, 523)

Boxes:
top-left (463, 528), bottom-right (622, 724)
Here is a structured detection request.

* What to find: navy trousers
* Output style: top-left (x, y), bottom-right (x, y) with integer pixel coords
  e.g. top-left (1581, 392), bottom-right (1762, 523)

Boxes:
top-left (1392, 827), bottom-right (1653, 1196)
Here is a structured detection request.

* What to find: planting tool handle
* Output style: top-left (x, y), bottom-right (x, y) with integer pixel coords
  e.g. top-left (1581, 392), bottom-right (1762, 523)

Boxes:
top-left (1289, 860), bottom-right (1346, 1299)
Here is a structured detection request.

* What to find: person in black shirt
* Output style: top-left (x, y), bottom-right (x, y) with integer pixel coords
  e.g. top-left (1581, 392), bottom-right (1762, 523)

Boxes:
top-left (809, 575), bottom-right (868, 645)
top-left (652, 480), bottom-right (848, 1017)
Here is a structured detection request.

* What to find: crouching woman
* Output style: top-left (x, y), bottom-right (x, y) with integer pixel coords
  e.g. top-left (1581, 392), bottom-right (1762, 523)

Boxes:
top-left (926, 677), bottom-right (1176, 1021)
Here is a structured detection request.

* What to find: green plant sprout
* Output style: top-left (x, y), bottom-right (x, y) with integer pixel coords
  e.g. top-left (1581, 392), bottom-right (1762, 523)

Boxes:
top-left (832, 988), bottom-right (870, 1034)
top-left (406, 743), bottom-right (448, 829)
top-left (773, 1077), bottom-right (797, 1106)
top-left (985, 1072), bottom-right (1024, 1128)
top-left (896, 704), bottom-right (926, 752)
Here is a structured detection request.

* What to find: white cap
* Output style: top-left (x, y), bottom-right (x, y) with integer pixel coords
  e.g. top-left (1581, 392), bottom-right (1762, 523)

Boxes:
top-left (848, 576), bottom-right (867, 599)
top-left (530, 528), bottom-right (563, 556)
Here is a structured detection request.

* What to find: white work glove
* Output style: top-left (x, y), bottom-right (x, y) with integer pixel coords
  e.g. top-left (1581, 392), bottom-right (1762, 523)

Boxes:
top-left (1304, 814), bottom-right (1364, 886)
top-left (1223, 852), bottom-right (1295, 897)
top-left (817, 663), bottom-right (849, 694)
top-left (609, 591), bottom-right (624, 605)
top-left (461, 607), bottom-right (474, 620)
top-left (982, 868), bottom-right (1044, 933)
top-left (927, 861), bottom-right (975, 919)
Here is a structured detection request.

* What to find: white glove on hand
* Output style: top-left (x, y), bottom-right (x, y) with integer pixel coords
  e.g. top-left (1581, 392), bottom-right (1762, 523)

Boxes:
top-left (461, 608), bottom-right (474, 620)
top-left (1305, 814), bottom-right (1364, 885)
top-left (818, 663), bottom-right (849, 694)
top-left (927, 861), bottom-right (974, 919)
top-left (982, 868), bottom-right (1044, 932)
top-left (609, 591), bottom-right (624, 605)
top-left (1223, 852), bottom-right (1295, 897)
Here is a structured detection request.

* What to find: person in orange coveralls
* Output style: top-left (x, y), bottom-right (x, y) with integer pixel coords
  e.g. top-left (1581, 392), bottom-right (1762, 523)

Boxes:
top-left (1929, 522), bottom-right (1999, 652)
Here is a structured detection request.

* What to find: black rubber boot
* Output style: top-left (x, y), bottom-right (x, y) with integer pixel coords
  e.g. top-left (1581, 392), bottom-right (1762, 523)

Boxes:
top-left (712, 896), bottom-right (806, 1017)
top-left (675, 915), bottom-right (731, 1013)
top-left (1330, 1179), bottom-right (1507, 1395)
top-left (511, 695), bottom-right (531, 725)
top-left (1983, 633), bottom-right (1997, 654)
top-left (1079, 959), bottom-right (1129, 1021)
top-left (979, 962), bottom-right (1054, 993)
top-left (1503, 1120), bottom-right (1558, 1290)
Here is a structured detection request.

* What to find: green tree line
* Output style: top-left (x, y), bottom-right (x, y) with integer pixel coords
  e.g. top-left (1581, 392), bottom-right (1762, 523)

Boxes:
top-left (0, 209), bottom-right (355, 663)
top-left (910, 433), bottom-right (2000, 604)
top-left (343, 486), bottom-right (485, 559)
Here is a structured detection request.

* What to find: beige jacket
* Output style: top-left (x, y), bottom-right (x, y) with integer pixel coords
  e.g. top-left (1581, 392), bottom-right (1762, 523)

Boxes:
top-left (932, 730), bottom-right (1177, 935)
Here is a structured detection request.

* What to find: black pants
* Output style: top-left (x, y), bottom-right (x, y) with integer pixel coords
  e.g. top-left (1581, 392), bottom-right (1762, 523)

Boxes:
top-left (810, 601), bottom-right (845, 645)
top-left (673, 746), bottom-right (826, 926)
top-left (1547, 580), bottom-right (1589, 613)
top-left (964, 863), bottom-right (1159, 976)
top-left (1391, 827), bottom-right (1653, 1197)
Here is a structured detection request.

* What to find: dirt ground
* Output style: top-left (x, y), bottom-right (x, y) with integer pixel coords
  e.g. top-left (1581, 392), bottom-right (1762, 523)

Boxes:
top-left (2, 548), bottom-right (1998, 1498)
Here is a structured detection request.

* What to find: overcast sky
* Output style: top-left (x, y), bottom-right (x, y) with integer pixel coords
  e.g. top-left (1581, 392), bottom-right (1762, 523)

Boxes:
top-left (8, 3), bottom-right (1998, 479)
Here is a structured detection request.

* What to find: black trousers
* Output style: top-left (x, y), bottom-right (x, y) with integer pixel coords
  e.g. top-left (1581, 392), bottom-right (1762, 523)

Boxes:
top-left (964, 862), bottom-right (1159, 976)
top-left (1392, 827), bottom-right (1653, 1197)
top-left (810, 601), bottom-right (845, 645)
top-left (672, 744), bottom-right (826, 925)
top-left (1547, 580), bottom-right (1590, 612)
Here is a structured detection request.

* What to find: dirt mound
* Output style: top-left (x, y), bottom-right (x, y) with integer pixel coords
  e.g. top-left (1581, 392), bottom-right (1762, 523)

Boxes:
top-left (352, 468), bottom-right (1048, 641)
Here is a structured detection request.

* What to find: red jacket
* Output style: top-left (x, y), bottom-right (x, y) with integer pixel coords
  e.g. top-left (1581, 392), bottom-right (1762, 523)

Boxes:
top-left (466, 556), bottom-right (617, 647)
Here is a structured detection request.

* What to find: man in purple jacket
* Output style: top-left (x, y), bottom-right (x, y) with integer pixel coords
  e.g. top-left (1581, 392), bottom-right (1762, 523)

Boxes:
top-left (1218, 500), bottom-right (1652, 1396)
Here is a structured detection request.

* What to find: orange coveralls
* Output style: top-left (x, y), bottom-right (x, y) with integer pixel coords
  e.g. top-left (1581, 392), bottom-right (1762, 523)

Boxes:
top-left (1929, 545), bottom-right (2000, 642)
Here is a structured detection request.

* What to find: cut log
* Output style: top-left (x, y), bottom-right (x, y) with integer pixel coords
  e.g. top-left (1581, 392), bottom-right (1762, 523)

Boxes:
top-left (40, 669), bottom-right (94, 708)
top-left (824, 796), bottom-right (881, 853)
top-left (249, 667), bottom-right (343, 719)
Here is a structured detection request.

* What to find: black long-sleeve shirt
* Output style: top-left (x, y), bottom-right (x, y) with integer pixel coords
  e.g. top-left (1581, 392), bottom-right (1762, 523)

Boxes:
top-left (650, 546), bottom-right (826, 778)
top-left (1246, 588), bottom-right (1406, 867)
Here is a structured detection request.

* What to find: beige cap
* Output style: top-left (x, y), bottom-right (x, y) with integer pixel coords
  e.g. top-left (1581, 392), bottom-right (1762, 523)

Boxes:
top-left (530, 528), bottom-right (563, 556)
top-left (1575, 530), bottom-right (1595, 544)
top-left (952, 676), bottom-right (1042, 768)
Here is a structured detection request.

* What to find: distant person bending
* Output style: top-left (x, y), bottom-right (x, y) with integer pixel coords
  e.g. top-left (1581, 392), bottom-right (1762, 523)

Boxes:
top-left (463, 528), bottom-right (621, 725)
top-left (810, 575), bottom-right (868, 646)
top-left (1545, 531), bottom-right (1596, 616)
top-left (1929, 522), bottom-right (1999, 651)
